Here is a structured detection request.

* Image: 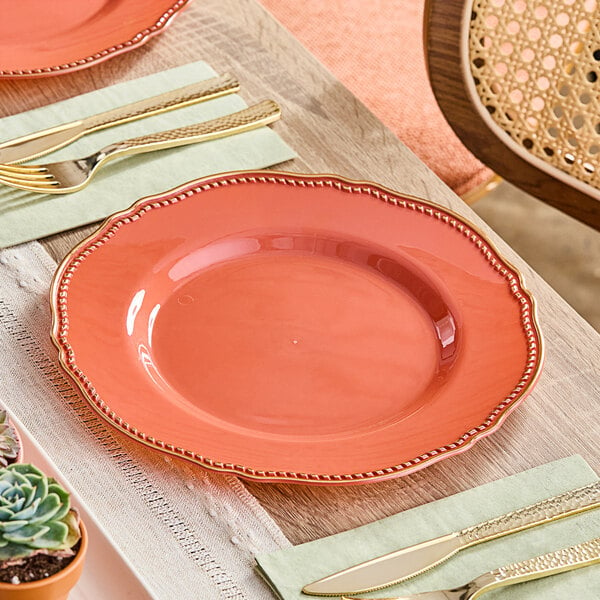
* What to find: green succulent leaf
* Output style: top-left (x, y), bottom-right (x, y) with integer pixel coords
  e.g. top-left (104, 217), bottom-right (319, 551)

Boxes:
top-left (7, 470), bottom-right (30, 487)
top-left (0, 519), bottom-right (28, 533)
top-left (26, 521), bottom-right (68, 550)
top-left (23, 494), bottom-right (62, 525)
top-left (21, 485), bottom-right (36, 507)
top-left (2, 496), bottom-right (25, 513)
top-left (47, 484), bottom-right (70, 520)
top-left (11, 497), bottom-right (40, 521)
top-left (30, 475), bottom-right (48, 503)
top-left (0, 542), bottom-right (37, 562)
top-left (62, 510), bottom-right (81, 550)
top-left (9, 464), bottom-right (43, 478)
top-left (4, 524), bottom-right (50, 544)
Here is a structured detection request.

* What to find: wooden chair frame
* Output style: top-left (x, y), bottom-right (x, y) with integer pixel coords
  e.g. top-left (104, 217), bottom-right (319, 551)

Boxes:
top-left (424, 0), bottom-right (600, 230)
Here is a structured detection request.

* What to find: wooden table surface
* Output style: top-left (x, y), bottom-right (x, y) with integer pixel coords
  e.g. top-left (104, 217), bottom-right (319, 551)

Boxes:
top-left (1, 0), bottom-right (598, 548)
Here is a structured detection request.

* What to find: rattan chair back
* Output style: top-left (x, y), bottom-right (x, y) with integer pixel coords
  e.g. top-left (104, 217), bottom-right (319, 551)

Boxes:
top-left (426, 0), bottom-right (600, 229)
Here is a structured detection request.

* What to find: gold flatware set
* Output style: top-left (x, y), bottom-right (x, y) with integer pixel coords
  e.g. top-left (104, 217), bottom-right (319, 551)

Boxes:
top-left (304, 480), bottom-right (600, 598)
top-left (343, 537), bottom-right (600, 600)
top-left (0, 101), bottom-right (280, 193)
top-left (0, 73), bottom-right (281, 193)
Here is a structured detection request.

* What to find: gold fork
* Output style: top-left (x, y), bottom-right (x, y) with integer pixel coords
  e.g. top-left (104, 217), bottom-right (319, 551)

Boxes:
top-left (343, 537), bottom-right (600, 600)
top-left (0, 100), bottom-right (280, 194)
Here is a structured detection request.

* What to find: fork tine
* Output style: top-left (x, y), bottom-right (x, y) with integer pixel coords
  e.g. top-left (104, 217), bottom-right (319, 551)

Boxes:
top-left (0, 164), bottom-right (48, 175)
top-left (0, 174), bottom-right (58, 192)
top-left (0, 170), bottom-right (54, 182)
top-left (0, 180), bottom-right (58, 193)
top-left (0, 171), bottom-right (57, 185)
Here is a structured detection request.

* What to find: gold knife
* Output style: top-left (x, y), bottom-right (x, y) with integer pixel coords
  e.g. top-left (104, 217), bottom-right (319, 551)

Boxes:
top-left (0, 73), bottom-right (240, 165)
top-left (303, 480), bottom-right (600, 596)
top-left (342, 537), bottom-right (600, 600)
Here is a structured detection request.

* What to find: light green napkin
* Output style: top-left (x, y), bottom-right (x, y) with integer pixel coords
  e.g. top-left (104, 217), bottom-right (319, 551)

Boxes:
top-left (0, 61), bottom-right (296, 248)
top-left (256, 456), bottom-right (599, 599)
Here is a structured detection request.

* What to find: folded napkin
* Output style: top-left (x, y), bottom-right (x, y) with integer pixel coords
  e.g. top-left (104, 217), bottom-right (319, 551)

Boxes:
top-left (256, 456), bottom-right (599, 599)
top-left (0, 61), bottom-right (296, 248)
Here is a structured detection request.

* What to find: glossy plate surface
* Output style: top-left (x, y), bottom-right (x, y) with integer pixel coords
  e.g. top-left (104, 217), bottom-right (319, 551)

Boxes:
top-left (0, 0), bottom-right (190, 78)
top-left (52, 172), bottom-right (543, 484)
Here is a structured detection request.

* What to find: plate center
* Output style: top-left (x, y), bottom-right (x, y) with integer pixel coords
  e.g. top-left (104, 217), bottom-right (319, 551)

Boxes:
top-left (148, 238), bottom-right (457, 439)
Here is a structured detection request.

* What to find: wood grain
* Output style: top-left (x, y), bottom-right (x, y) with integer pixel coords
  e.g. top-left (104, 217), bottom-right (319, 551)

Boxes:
top-left (1, 0), bottom-right (598, 548)
top-left (424, 0), bottom-right (600, 230)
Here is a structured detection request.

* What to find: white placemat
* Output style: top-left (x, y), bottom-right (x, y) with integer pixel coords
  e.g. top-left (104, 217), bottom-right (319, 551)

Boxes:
top-left (0, 241), bottom-right (291, 599)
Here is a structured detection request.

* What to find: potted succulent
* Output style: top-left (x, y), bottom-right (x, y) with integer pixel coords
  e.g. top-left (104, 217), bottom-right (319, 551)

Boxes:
top-left (0, 410), bottom-right (21, 467)
top-left (0, 463), bottom-right (87, 599)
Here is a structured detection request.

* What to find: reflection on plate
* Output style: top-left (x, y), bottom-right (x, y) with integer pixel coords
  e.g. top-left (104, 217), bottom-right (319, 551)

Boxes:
top-left (51, 171), bottom-right (544, 484)
top-left (0, 0), bottom-right (191, 78)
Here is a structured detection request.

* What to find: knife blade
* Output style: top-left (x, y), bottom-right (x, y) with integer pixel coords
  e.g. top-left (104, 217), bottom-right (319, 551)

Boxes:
top-left (0, 72), bottom-right (240, 165)
top-left (302, 480), bottom-right (600, 596)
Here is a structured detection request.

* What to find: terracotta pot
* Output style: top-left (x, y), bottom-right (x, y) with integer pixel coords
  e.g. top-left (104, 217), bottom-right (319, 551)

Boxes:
top-left (0, 520), bottom-right (87, 599)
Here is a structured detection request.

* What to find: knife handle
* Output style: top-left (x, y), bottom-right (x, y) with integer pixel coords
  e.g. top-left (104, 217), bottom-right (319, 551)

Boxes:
top-left (84, 73), bottom-right (240, 132)
top-left (459, 481), bottom-right (600, 546)
top-left (473, 537), bottom-right (600, 594)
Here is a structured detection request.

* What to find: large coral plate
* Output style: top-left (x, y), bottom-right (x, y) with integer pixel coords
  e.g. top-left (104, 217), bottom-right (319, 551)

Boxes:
top-left (0, 0), bottom-right (191, 78)
top-left (51, 171), bottom-right (543, 484)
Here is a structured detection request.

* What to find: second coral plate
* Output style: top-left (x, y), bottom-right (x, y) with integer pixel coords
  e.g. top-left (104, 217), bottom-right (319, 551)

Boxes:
top-left (0, 0), bottom-right (191, 77)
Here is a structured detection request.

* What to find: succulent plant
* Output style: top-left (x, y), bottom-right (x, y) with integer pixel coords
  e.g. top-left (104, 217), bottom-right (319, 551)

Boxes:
top-left (0, 463), bottom-right (81, 564)
top-left (0, 411), bottom-right (19, 468)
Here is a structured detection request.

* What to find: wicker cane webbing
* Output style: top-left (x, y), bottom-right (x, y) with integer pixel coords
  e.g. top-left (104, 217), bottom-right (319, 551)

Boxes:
top-left (469, 0), bottom-right (600, 189)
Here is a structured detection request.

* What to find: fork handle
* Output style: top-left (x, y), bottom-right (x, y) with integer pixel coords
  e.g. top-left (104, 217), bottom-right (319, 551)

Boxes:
top-left (472, 537), bottom-right (600, 596)
top-left (104, 100), bottom-right (281, 159)
top-left (84, 73), bottom-right (240, 132)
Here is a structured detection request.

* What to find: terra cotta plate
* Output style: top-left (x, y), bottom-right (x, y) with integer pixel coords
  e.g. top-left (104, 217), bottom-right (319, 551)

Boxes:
top-left (52, 171), bottom-right (543, 484)
top-left (0, 0), bottom-right (191, 78)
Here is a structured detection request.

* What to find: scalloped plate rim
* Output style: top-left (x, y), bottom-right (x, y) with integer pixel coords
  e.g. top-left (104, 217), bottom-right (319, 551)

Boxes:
top-left (50, 170), bottom-right (545, 485)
